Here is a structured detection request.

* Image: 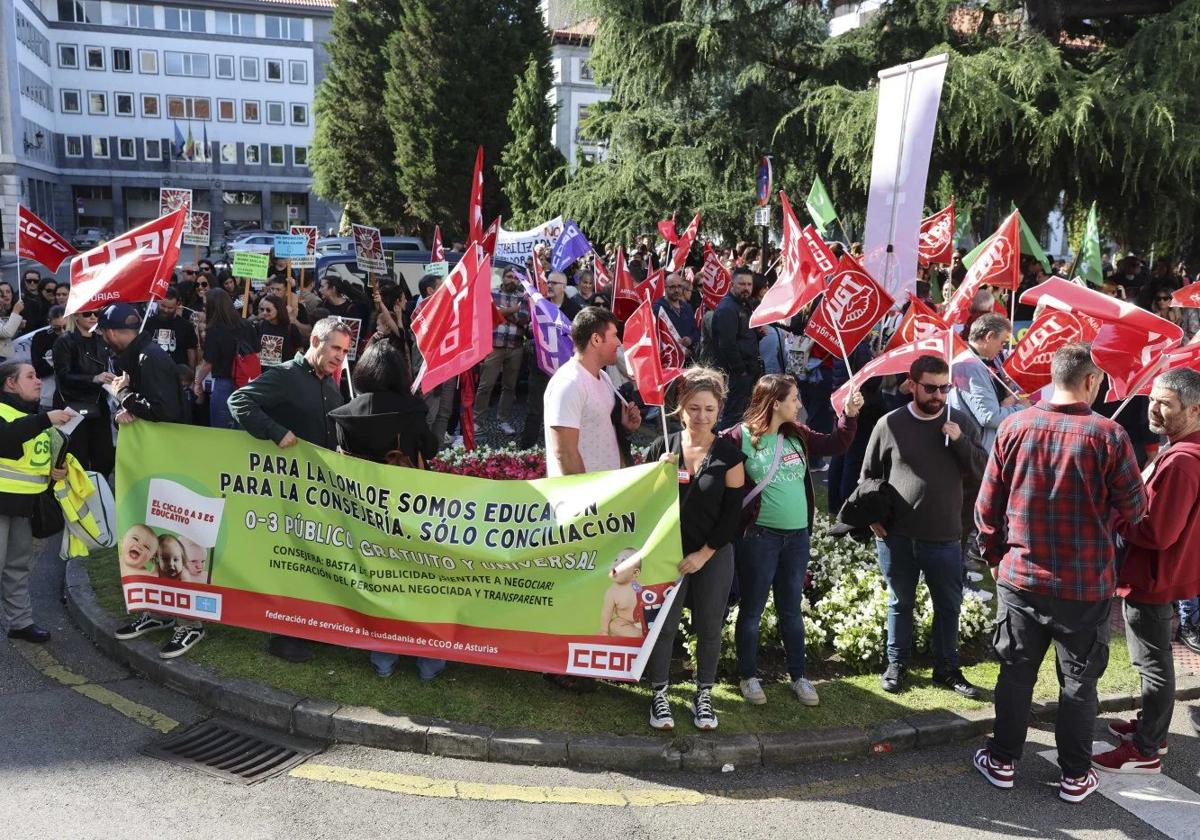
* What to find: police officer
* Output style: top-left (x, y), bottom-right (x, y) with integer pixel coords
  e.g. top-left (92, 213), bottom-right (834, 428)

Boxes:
top-left (0, 361), bottom-right (75, 643)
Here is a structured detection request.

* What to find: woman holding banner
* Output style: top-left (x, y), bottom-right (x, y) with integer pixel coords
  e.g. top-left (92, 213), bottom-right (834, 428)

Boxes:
top-left (641, 367), bottom-right (745, 731)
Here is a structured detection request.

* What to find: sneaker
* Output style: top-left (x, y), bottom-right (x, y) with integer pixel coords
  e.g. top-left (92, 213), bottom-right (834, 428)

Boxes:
top-left (1092, 739), bottom-right (1162, 774)
top-left (114, 613), bottom-right (175, 640)
top-left (1181, 624), bottom-right (1200, 655)
top-left (692, 687), bottom-right (718, 730)
top-left (881, 662), bottom-right (907, 693)
top-left (649, 685), bottom-right (674, 731)
top-left (933, 669), bottom-right (981, 699)
top-left (159, 624), bottom-right (205, 659)
top-left (973, 747), bottom-right (1015, 789)
top-left (966, 571), bottom-right (984, 583)
top-left (1059, 769), bottom-right (1100, 803)
top-left (965, 586), bottom-right (994, 603)
top-left (739, 677), bottom-right (767, 705)
top-left (791, 677), bottom-right (820, 706)
top-left (1108, 719), bottom-right (1167, 755)
top-left (499, 421), bottom-right (516, 435)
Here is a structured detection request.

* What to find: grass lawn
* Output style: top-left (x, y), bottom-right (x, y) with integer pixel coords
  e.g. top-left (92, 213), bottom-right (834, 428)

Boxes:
top-left (83, 550), bottom-right (1140, 740)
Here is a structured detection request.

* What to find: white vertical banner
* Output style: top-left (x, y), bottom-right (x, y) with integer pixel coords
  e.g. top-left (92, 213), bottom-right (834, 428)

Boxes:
top-left (862, 54), bottom-right (949, 300)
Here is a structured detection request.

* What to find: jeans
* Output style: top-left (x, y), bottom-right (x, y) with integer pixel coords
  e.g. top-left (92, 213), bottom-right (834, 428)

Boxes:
top-left (520, 362), bottom-right (549, 449)
top-left (1178, 597), bottom-right (1200, 629)
top-left (423, 375), bottom-right (457, 442)
top-left (734, 525), bottom-right (810, 681)
top-left (1124, 599), bottom-right (1175, 755)
top-left (370, 651), bottom-right (447, 681)
top-left (645, 545), bottom-right (735, 687)
top-left (475, 345), bottom-right (524, 423)
top-left (210, 377), bottom-right (236, 430)
top-left (875, 534), bottom-right (963, 672)
top-left (988, 583), bottom-right (1111, 777)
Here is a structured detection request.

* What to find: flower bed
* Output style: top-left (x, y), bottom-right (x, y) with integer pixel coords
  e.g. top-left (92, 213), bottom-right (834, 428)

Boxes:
top-left (428, 444), bottom-right (546, 480)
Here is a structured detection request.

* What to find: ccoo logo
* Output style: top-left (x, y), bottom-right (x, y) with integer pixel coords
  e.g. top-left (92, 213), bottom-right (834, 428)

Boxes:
top-left (19, 219), bottom-right (71, 254)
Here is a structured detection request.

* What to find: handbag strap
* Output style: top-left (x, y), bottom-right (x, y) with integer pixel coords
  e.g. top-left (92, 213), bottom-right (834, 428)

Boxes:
top-left (742, 434), bottom-right (785, 509)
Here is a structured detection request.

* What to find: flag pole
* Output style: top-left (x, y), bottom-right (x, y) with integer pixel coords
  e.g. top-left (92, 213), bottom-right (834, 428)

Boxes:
top-left (139, 296), bottom-right (156, 332)
top-left (834, 321), bottom-right (855, 379)
top-left (944, 334), bottom-right (952, 447)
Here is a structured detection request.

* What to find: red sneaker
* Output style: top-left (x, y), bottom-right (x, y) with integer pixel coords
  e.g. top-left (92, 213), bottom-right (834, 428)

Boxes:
top-left (973, 747), bottom-right (1014, 789)
top-left (1059, 768), bottom-right (1100, 803)
top-left (1092, 739), bottom-right (1162, 775)
top-left (1107, 718), bottom-right (1168, 755)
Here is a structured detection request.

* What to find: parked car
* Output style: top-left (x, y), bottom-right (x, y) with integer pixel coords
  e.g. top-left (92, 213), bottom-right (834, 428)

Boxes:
top-left (222, 230), bottom-right (283, 260)
top-left (71, 227), bottom-right (106, 249)
top-left (315, 235), bottom-right (426, 256)
top-left (316, 249), bottom-right (460, 297)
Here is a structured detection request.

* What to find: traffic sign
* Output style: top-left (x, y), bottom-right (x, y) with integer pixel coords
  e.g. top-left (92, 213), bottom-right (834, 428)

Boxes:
top-left (755, 157), bottom-right (772, 208)
top-left (754, 206), bottom-right (771, 227)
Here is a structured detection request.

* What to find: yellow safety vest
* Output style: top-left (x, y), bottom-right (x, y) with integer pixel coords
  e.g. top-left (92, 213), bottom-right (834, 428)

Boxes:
top-left (0, 401), bottom-right (54, 494)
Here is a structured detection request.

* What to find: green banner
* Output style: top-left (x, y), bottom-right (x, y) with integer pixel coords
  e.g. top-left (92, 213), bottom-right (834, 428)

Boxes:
top-left (115, 423), bottom-right (682, 679)
top-left (1073, 201), bottom-right (1104, 287)
top-left (806, 176), bottom-right (838, 234)
top-left (232, 250), bottom-right (270, 280)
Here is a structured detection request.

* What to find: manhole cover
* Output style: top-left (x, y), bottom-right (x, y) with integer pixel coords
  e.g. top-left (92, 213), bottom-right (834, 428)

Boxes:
top-left (144, 718), bottom-right (323, 785)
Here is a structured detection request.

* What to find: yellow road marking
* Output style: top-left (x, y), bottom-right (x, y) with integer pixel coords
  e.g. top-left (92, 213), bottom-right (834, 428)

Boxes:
top-left (13, 641), bottom-right (179, 734)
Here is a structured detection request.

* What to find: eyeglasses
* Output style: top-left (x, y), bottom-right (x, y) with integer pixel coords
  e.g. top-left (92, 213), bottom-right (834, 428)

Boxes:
top-left (78, 312), bottom-right (98, 319)
top-left (197, 281), bottom-right (209, 288)
top-left (918, 383), bottom-right (953, 395)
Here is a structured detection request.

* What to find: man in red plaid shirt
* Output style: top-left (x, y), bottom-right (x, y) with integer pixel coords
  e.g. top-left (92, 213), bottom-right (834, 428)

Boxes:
top-left (971, 343), bottom-right (1146, 804)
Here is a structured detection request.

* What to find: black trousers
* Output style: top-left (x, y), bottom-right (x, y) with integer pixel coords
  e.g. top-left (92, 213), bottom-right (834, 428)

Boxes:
top-left (67, 415), bottom-right (114, 477)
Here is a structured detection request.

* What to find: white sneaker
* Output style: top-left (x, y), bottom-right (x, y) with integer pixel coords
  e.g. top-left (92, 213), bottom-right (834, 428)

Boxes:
top-left (649, 685), bottom-right (674, 731)
top-left (967, 587), bottom-right (994, 603)
top-left (739, 677), bottom-right (767, 705)
top-left (499, 421), bottom-right (516, 435)
top-left (451, 435), bottom-right (464, 447)
top-left (792, 677), bottom-right (820, 706)
top-left (966, 571), bottom-right (984, 583)
top-left (692, 687), bottom-right (718, 730)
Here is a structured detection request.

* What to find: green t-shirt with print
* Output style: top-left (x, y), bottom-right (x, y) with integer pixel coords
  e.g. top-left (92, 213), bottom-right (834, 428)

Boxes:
top-left (740, 425), bottom-right (809, 531)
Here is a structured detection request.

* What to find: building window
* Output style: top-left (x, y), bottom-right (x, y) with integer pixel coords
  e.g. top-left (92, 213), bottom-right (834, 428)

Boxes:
top-left (242, 100), bottom-right (260, 123)
top-left (293, 145), bottom-right (308, 167)
top-left (141, 94), bottom-right (159, 117)
top-left (112, 47), bottom-right (132, 72)
top-left (266, 101), bottom-right (284, 125)
top-left (240, 57), bottom-right (258, 81)
top-left (217, 99), bottom-right (235, 121)
top-left (215, 55), bottom-right (234, 79)
top-left (264, 15), bottom-right (304, 40)
top-left (65, 135), bottom-right (84, 158)
top-left (245, 144), bottom-right (260, 164)
top-left (164, 7), bottom-right (206, 32)
top-left (91, 136), bottom-right (109, 158)
top-left (16, 12), bottom-right (51, 65)
top-left (166, 95), bottom-right (211, 120)
top-left (85, 46), bottom-right (105, 70)
top-left (118, 138), bottom-right (136, 160)
top-left (290, 103), bottom-right (308, 125)
top-left (165, 52), bottom-right (210, 77)
top-left (58, 44), bottom-right (78, 69)
top-left (215, 11), bottom-right (255, 36)
top-left (268, 145), bottom-right (285, 166)
top-left (579, 60), bottom-right (593, 82)
top-left (138, 49), bottom-right (157, 74)
top-left (288, 60), bottom-right (307, 84)
top-left (61, 89), bottom-right (82, 114)
top-left (114, 92), bottom-right (134, 116)
top-left (112, 3), bottom-right (153, 27)
top-left (57, 0), bottom-right (100, 23)
top-left (19, 67), bottom-right (52, 110)
top-left (220, 142), bottom-right (237, 163)
top-left (87, 91), bottom-right (107, 114)
top-left (144, 138), bottom-right (161, 160)
top-left (265, 59), bottom-right (283, 82)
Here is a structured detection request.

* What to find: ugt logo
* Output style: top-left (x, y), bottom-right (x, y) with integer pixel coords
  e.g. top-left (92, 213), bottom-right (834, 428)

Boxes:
top-left (920, 215), bottom-right (952, 252)
top-left (826, 274), bottom-right (879, 330)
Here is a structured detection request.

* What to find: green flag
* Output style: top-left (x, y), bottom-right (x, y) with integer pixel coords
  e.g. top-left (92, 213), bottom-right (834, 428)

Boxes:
top-left (1073, 202), bottom-right (1103, 287)
top-left (963, 207), bottom-right (1051, 273)
top-left (806, 176), bottom-right (838, 234)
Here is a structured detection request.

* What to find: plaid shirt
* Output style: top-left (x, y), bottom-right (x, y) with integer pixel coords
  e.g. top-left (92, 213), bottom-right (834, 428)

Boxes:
top-left (491, 287), bottom-right (529, 349)
top-left (976, 401), bottom-right (1147, 601)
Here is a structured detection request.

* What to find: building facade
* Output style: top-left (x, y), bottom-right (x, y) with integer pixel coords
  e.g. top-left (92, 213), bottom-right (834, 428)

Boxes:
top-left (0, 0), bottom-right (339, 255)
top-left (542, 0), bottom-right (609, 169)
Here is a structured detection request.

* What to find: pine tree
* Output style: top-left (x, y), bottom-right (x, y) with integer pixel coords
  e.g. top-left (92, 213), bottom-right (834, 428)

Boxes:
top-left (498, 55), bottom-right (567, 229)
top-left (309, 0), bottom-right (406, 228)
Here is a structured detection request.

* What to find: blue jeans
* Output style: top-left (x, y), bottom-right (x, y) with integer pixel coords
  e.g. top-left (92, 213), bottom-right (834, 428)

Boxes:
top-left (735, 525), bottom-right (810, 681)
top-left (370, 651), bottom-right (447, 681)
top-left (1179, 597), bottom-right (1200, 629)
top-left (210, 377), bottom-right (236, 430)
top-left (876, 534), bottom-right (963, 672)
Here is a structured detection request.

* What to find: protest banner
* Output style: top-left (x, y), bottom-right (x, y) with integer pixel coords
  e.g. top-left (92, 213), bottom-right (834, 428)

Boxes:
top-left (232, 250), bottom-right (270, 280)
top-left (423, 261), bottom-right (449, 277)
top-left (183, 211), bottom-right (210, 248)
top-left (273, 233), bottom-right (308, 259)
top-left (115, 423), bottom-right (682, 679)
top-left (159, 188), bottom-right (193, 233)
top-left (352, 224), bottom-right (386, 274)
top-left (290, 225), bottom-right (318, 270)
top-left (495, 216), bottom-right (564, 264)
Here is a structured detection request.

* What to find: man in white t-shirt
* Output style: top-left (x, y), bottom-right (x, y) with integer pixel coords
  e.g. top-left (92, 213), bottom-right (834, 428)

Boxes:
top-left (544, 307), bottom-right (641, 476)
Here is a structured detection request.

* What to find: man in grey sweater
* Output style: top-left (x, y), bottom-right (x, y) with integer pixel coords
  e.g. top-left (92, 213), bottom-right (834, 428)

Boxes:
top-left (861, 354), bottom-right (988, 697)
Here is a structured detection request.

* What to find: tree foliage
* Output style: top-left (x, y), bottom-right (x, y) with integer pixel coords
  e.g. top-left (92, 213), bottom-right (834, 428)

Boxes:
top-left (498, 55), bottom-right (568, 229)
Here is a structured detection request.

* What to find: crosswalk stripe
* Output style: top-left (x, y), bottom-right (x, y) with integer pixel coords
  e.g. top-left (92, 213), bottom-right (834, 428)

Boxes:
top-left (1039, 742), bottom-right (1200, 840)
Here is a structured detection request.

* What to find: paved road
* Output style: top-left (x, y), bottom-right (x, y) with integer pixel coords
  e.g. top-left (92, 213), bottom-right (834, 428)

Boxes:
top-left (4, 539), bottom-right (1200, 839)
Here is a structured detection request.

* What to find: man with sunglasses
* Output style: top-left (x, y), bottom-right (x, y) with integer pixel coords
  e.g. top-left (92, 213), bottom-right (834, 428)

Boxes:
top-left (861, 354), bottom-right (987, 697)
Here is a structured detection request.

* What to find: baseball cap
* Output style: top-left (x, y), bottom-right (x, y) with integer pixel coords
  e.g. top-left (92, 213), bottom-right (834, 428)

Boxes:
top-left (98, 303), bottom-right (141, 330)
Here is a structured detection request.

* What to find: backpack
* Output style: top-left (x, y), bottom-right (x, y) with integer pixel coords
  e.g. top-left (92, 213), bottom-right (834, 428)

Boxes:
top-left (232, 329), bottom-right (261, 388)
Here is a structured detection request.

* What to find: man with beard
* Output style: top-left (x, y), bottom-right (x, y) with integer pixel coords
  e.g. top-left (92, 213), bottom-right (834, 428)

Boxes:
top-left (710, 268), bottom-right (760, 428)
top-left (861, 354), bottom-right (987, 698)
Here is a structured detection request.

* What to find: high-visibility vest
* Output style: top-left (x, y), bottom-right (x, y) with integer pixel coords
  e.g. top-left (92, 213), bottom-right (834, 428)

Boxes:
top-left (0, 401), bottom-right (54, 494)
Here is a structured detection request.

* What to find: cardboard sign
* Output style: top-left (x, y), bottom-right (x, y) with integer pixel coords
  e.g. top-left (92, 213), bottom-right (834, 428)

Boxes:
top-left (273, 234), bottom-right (308, 258)
top-left (159, 188), bottom-right (192, 233)
top-left (352, 224), bottom-right (386, 273)
top-left (232, 250), bottom-right (270, 280)
top-left (423, 261), bottom-right (449, 277)
top-left (183, 210), bottom-right (210, 247)
top-left (290, 225), bottom-right (318, 270)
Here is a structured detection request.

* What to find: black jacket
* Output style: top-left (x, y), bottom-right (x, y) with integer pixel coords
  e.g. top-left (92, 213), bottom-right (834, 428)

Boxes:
top-left (712, 293), bottom-right (760, 377)
top-left (51, 329), bottom-right (110, 410)
top-left (31, 328), bottom-right (60, 379)
top-left (227, 352), bottom-right (344, 449)
top-left (828, 478), bottom-right (915, 539)
top-left (114, 331), bottom-right (187, 423)
top-left (0, 392), bottom-right (54, 516)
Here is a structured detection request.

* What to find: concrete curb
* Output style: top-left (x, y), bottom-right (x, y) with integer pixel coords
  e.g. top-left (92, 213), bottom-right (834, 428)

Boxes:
top-left (66, 559), bottom-right (1192, 771)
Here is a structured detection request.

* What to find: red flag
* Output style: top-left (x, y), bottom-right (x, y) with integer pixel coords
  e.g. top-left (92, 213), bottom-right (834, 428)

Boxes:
top-left (623, 297), bottom-right (679, 406)
top-left (831, 330), bottom-right (964, 414)
top-left (943, 210), bottom-right (1021, 324)
top-left (67, 207), bottom-right (186, 316)
top-left (468, 146), bottom-right (484, 245)
top-left (633, 268), bottom-right (665, 303)
top-left (667, 213), bottom-right (701, 273)
top-left (411, 246), bottom-right (494, 394)
top-left (657, 218), bottom-right (678, 244)
top-left (699, 249), bottom-right (732, 310)
top-left (593, 253), bottom-right (612, 290)
top-left (431, 225), bottom-right (445, 262)
top-left (1020, 277), bottom-right (1183, 347)
top-left (750, 192), bottom-right (837, 328)
top-left (804, 256), bottom-right (895, 358)
top-left (1002, 310), bottom-right (1087, 394)
top-left (18, 205), bottom-right (76, 272)
top-left (612, 248), bottom-right (640, 322)
top-left (530, 256), bottom-right (549, 298)
top-left (1091, 322), bottom-right (1181, 402)
top-left (1172, 281), bottom-right (1200, 308)
top-left (918, 199), bottom-right (955, 266)
top-left (656, 307), bottom-right (687, 369)
top-left (885, 293), bottom-right (958, 352)
top-left (459, 367), bottom-right (477, 451)
top-left (481, 217), bottom-right (500, 258)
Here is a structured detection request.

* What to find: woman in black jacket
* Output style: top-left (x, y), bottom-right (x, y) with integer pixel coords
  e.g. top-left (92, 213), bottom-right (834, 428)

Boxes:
top-left (642, 367), bottom-right (746, 732)
top-left (51, 309), bottom-right (114, 475)
top-left (192, 289), bottom-right (254, 429)
top-left (254, 294), bottom-right (304, 367)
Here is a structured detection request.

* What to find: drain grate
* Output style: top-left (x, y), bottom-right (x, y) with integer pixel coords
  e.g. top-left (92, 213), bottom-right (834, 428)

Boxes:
top-left (143, 718), bottom-right (323, 785)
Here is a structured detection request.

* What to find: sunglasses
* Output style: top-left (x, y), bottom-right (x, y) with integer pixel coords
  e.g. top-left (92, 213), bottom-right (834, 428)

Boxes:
top-left (78, 312), bottom-right (99, 319)
top-left (1156, 296), bottom-right (1171, 302)
top-left (918, 383), bottom-right (953, 395)
top-left (183, 269), bottom-right (196, 275)
top-left (197, 282), bottom-right (209, 288)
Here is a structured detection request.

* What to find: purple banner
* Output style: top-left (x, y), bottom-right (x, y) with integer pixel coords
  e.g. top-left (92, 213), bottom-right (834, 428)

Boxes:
top-left (520, 278), bottom-right (573, 376)
top-left (550, 219), bottom-right (593, 273)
